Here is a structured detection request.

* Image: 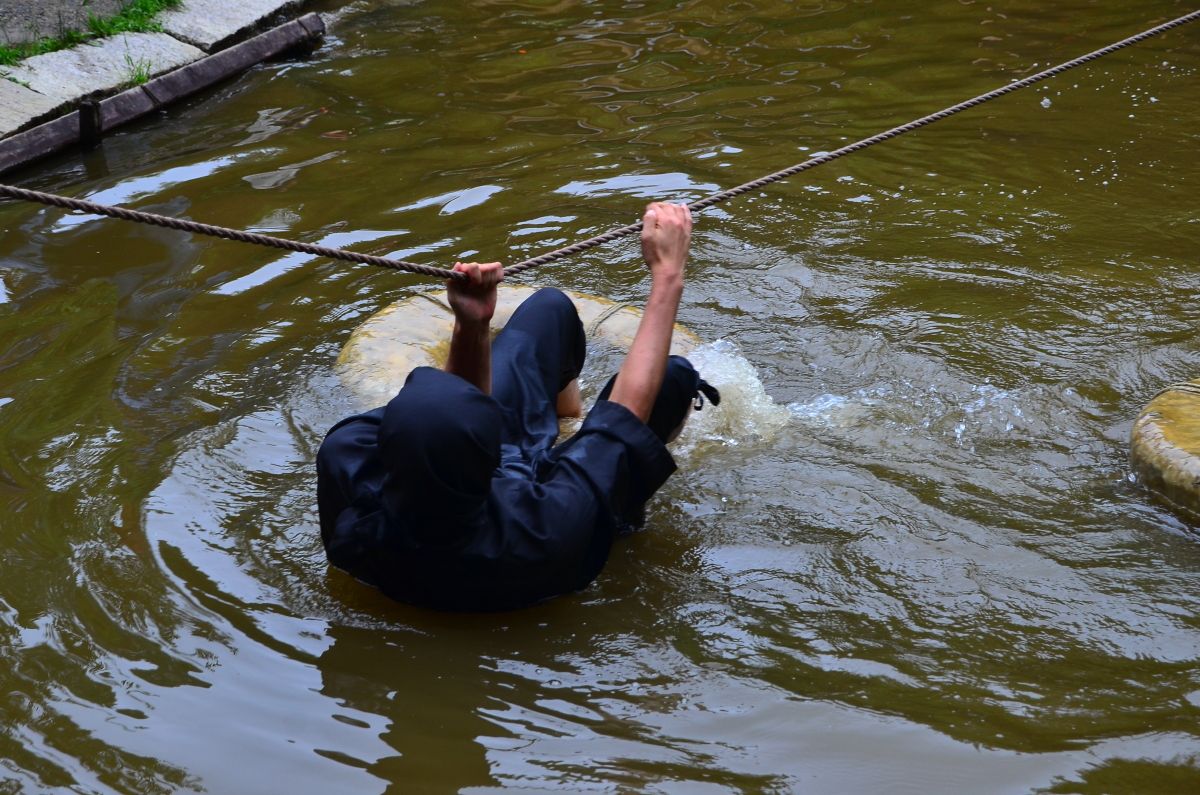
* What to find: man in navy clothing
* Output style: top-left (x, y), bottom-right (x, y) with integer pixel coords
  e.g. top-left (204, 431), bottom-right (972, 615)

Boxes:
top-left (316, 202), bottom-right (718, 611)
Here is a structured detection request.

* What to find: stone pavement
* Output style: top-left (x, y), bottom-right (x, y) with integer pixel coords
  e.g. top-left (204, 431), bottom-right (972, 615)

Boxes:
top-left (0, 1), bottom-right (127, 45)
top-left (1, 0), bottom-right (310, 141)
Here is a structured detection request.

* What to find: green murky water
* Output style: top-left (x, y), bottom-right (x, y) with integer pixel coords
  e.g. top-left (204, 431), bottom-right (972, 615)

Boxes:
top-left (2, 0), bottom-right (1199, 791)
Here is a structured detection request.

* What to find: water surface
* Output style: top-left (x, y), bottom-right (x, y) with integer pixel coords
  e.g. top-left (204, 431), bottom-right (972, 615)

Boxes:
top-left (1, 0), bottom-right (1199, 791)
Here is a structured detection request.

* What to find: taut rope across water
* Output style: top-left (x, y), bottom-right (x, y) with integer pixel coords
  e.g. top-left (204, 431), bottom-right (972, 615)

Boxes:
top-left (1, 9), bottom-right (1197, 282)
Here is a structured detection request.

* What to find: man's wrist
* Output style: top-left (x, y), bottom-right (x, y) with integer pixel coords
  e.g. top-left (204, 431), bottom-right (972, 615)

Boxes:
top-left (454, 317), bottom-right (491, 335)
top-left (649, 268), bottom-right (684, 293)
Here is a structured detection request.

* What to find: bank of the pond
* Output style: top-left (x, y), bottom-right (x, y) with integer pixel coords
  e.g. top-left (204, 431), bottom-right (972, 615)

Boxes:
top-left (0, 0), bottom-right (322, 173)
top-left (0, 1), bottom-right (127, 47)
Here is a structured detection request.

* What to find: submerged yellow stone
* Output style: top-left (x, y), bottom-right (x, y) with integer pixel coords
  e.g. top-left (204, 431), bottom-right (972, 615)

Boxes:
top-left (337, 285), bottom-right (700, 410)
top-left (1130, 379), bottom-right (1200, 521)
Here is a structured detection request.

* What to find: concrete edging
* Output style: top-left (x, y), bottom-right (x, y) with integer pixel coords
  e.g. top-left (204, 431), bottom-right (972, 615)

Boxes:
top-left (0, 11), bottom-right (324, 176)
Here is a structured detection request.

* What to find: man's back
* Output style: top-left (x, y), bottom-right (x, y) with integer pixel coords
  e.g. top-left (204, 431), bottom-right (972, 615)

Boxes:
top-left (317, 368), bottom-right (676, 611)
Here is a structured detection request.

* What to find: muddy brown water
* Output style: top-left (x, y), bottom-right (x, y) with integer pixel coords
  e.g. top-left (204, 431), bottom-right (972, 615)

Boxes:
top-left (1, 1), bottom-right (1199, 792)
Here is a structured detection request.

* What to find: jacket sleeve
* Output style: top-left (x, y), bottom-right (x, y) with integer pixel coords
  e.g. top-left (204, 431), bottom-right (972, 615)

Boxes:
top-left (548, 399), bottom-right (677, 522)
top-left (481, 399), bottom-right (677, 604)
top-left (315, 408), bottom-right (385, 552)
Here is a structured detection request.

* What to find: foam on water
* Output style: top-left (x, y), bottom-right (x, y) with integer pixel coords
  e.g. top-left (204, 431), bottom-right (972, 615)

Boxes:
top-left (785, 376), bottom-right (1040, 452)
top-left (672, 339), bottom-right (791, 457)
top-left (787, 390), bottom-right (881, 428)
top-left (636, 339), bottom-right (1034, 459)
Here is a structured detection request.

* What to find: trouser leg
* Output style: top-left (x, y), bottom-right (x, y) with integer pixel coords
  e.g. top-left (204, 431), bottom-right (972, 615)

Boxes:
top-left (491, 288), bottom-right (586, 458)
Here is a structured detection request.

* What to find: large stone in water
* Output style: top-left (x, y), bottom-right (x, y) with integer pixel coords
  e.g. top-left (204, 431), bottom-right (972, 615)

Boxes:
top-left (337, 286), bottom-right (700, 412)
top-left (1130, 378), bottom-right (1200, 523)
top-left (4, 32), bottom-right (204, 111)
top-left (159, 0), bottom-right (304, 53)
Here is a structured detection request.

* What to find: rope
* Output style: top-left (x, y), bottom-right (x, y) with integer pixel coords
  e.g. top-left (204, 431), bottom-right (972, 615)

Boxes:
top-left (0, 184), bottom-right (460, 280)
top-left (0, 9), bottom-right (1196, 282)
top-left (1153, 382), bottom-right (1200, 401)
top-left (503, 8), bottom-right (1200, 276)
top-left (586, 301), bottom-right (636, 337)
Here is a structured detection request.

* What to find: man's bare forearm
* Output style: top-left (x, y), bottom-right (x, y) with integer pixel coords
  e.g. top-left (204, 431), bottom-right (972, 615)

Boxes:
top-left (445, 318), bottom-right (492, 394)
top-left (608, 201), bottom-right (691, 422)
top-left (608, 272), bottom-right (682, 421)
top-left (442, 261), bottom-right (502, 394)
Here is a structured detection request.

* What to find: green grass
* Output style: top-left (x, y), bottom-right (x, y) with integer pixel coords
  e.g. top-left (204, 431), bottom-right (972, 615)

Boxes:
top-left (0, 0), bottom-right (182, 67)
top-left (123, 53), bottom-right (154, 86)
top-left (89, 0), bottom-right (184, 37)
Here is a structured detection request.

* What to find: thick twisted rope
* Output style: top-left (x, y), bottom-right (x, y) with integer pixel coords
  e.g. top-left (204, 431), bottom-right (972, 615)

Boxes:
top-left (1153, 382), bottom-right (1200, 400)
top-left (1, 9), bottom-right (1196, 282)
top-left (0, 183), bottom-right (458, 279)
top-left (586, 301), bottom-right (636, 337)
top-left (504, 9), bottom-right (1200, 275)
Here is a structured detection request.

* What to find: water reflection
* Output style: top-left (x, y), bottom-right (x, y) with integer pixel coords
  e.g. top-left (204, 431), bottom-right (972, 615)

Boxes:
top-left (318, 617), bottom-right (499, 788)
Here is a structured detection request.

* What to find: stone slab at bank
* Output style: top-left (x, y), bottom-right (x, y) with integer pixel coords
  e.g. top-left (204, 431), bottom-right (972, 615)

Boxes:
top-left (0, 1), bottom-right (128, 45)
top-left (0, 0), bottom-right (321, 175)
top-left (0, 0), bottom-right (311, 140)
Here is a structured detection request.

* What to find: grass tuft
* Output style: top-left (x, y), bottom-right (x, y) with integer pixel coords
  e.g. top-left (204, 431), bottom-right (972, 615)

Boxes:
top-left (89, 0), bottom-right (182, 37)
top-left (123, 53), bottom-right (154, 87)
top-left (0, 0), bottom-right (182, 67)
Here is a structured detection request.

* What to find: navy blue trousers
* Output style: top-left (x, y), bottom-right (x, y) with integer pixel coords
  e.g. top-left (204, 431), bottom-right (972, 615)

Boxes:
top-left (495, 287), bottom-right (699, 455)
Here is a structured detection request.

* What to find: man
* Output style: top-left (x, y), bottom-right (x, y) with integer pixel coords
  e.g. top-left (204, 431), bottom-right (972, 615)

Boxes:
top-left (316, 202), bottom-right (718, 611)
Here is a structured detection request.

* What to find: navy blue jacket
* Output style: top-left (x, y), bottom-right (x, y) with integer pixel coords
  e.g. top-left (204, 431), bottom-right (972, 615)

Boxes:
top-left (317, 376), bottom-right (675, 611)
top-left (316, 288), bottom-right (685, 611)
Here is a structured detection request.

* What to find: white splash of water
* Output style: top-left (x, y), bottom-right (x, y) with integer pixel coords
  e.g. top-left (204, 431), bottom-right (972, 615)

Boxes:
top-left (784, 378), bottom-right (1032, 448)
top-left (787, 390), bottom-right (883, 428)
top-left (674, 339), bottom-right (791, 456)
